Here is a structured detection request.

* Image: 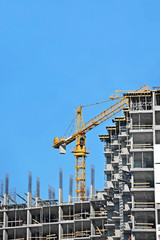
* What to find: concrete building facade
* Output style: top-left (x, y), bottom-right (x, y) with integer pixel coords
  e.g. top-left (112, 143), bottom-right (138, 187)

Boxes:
top-left (0, 89), bottom-right (160, 240)
top-left (100, 89), bottom-right (160, 240)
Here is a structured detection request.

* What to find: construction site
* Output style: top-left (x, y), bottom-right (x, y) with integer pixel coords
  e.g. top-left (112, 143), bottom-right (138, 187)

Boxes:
top-left (0, 84), bottom-right (160, 240)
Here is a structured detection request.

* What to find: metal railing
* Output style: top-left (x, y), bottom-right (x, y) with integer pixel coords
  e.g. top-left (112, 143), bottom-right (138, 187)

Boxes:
top-left (135, 222), bottom-right (155, 229)
top-left (131, 124), bottom-right (152, 130)
top-left (133, 182), bottom-right (154, 188)
top-left (134, 202), bottom-right (155, 208)
top-left (132, 143), bottom-right (153, 149)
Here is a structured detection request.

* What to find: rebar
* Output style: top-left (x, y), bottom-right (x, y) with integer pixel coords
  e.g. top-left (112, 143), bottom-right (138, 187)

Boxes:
top-left (28, 171), bottom-right (32, 193)
top-left (36, 177), bottom-right (40, 198)
top-left (59, 168), bottom-right (63, 189)
top-left (5, 173), bottom-right (9, 195)
top-left (91, 165), bottom-right (95, 186)
top-left (69, 174), bottom-right (73, 196)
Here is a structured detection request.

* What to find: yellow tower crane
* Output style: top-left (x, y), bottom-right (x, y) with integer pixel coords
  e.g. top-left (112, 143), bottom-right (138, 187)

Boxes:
top-left (52, 84), bottom-right (150, 201)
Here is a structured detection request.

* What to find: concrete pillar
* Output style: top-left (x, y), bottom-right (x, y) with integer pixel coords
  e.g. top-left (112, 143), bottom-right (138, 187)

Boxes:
top-left (28, 172), bottom-right (32, 207)
top-left (35, 197), bottom-right (39, 207)
top-left (3, 174), bottom-right (9, 240)
top-left (131, 233), bottom-right (135, 240)
top-left (90, 203), bottom-right (95, 236)
top-left (4, 194), bottom-right (8, 206)
top-left (69, 175), bottom-right (73, 203)
top-left (58, 206), bottom-right (63, 240)
top-left (3, 201), bottom-right (8, 239)
top-left (68, 194), bottom-right (72, 203)
top-left (59, 168), bottom-right (63, 204)
top-left (59, 188), bottom-right (63, 204)
top-left (36, 177), bottom-right (40, 207)
top-left (3, 230), bottom-right (8, 240)
top-left (91, 165), bottom-right (95, 199)
top-left (27, 228), bottom-right (31, 239)
top-left (90, 185), bottom-right (95, 199)
top-left (27, 171), bottom-right (32, 240)
top-left (27, 191), bottom-right (32, 239)
top-left (27, 192), bottom-right (32, 208)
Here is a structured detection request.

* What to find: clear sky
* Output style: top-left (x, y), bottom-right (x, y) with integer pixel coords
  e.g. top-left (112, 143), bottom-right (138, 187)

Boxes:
top-left (0, 0), bottom-right (160, 202)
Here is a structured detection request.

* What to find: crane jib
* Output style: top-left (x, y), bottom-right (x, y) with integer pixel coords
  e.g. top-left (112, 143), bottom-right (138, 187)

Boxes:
top-left (54, 98), bottom-right (128, 148)
top-left (53, 84), bottom-right (150, 148)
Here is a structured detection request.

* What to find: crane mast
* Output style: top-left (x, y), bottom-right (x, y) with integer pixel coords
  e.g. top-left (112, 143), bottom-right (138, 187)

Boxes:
top-left (72, 106), bottom-right (89, 200)
top-left (52, 84), bottom-right (150, 201)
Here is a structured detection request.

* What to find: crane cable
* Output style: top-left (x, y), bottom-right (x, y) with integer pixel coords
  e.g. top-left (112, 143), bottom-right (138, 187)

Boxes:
top-left (81, 86), bottom-right (150, 108)
top-left (81, 98), bottom-right (115, 108)
top-left (63, 99), bottom-right (115, 137)
top-left (64, 116), bottom-right (75, 138)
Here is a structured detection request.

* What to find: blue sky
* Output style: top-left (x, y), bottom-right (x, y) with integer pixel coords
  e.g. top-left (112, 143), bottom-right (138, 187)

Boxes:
top-left (0, 0), bottom-right (160, 201)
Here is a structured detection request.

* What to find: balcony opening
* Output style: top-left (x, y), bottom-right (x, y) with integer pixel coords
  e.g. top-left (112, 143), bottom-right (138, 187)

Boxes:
top-left (155, 111), bottom-right (160, 125)
top-left (155, 130), bottom-right (160, 144)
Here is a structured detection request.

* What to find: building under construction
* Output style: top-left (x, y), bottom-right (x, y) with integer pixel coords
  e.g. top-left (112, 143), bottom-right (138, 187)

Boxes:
top-left (0, 86), bottom-right (160, 240)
